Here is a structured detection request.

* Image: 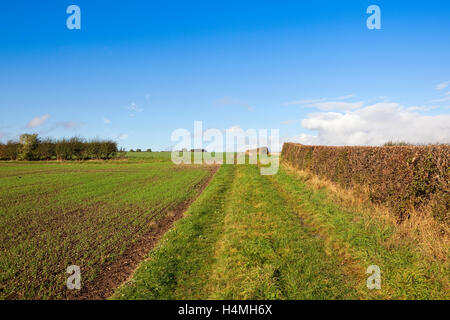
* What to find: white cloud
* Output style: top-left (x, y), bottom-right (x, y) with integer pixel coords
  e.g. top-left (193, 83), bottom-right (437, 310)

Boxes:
top-left (430, 96), bottom-right (450, 103)
top-left (127, 103), bottom-right (144, 113)
top-left (446, 91), bottom-right (450, 96)
top-left (335, 94), bottom-right (356, 100)
top-left (284, 94), bottom-right (356, 106)
top-left (225, 125), bottom-right (244, 134)
top-left (103, 118), bottom-right (111, 124)
top-left (285, 98), bottom-right (326, 105)
top-left (406, 105), bottom-right (437, 112)
top-left (309, 101), bottom-right (365, 111)
top-left (27, 114), bottom-right (49, 128)
top-left (436, 81), bottom-right (450, 90)
top-left (117, 133), bottom-right (128, 140)
top-left (288, 102), bottom-right (450, 146)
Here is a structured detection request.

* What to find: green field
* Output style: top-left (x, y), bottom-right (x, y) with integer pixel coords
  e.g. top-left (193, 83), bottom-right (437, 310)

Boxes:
top-left (0, 154), bottom-right (215, 299)
top-left (1, 153), bottom-right (448, 300)
top-left (125, 151), bottom-right (172, 161)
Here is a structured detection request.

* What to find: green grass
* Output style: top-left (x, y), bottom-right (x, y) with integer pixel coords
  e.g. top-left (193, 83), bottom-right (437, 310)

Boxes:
top-left (269, 165), bottom-right (449, 299)
top-left (2, 154), bottom-right (447, 300)
top-left (0, 160), bottom-right (214, 299)
top-left (113, 165), bottom-right (236, 299)
top-left (114, 163), bottom-right (449, 300)
top-left (125, 151), bottom-right (272, 165)
top-left (114, 165), bottom-right (359, 299)
top-left (125, 151), bottom-right (172, 162)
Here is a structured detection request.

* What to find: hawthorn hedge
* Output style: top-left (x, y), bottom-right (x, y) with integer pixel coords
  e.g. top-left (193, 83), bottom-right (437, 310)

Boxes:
top-left (282, 143), bottom-right (449, 223)
top-left (0, 135), bottom-right (118, 161)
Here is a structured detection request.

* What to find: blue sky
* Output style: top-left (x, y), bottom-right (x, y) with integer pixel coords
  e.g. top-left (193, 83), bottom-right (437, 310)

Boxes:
top-left (1, 0), bottom-right (449, 150)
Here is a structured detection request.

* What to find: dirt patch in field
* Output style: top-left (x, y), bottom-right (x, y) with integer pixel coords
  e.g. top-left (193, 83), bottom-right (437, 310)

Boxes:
top-left (67, 165), bottom-right (220, 300)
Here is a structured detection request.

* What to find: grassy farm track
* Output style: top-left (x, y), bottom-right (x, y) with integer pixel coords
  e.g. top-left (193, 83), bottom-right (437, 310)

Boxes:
top-left (115, 165), bottom-right (357, 299)
top-left (0, 160), bottom-right (216, 299)
top-left (114, 163), bottom-right (449, 300)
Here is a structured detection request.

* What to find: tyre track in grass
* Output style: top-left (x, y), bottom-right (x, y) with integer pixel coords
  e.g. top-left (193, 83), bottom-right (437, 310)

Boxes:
top-left (206, 165), bottom-right (358, 299)
top-left (114, 164), bottom-right (359, 299)
top-left (265, 166), bottom-right (377, 299)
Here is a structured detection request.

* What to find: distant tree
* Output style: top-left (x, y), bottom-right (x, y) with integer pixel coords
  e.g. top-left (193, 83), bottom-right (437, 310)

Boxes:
top-left (19, 134), bottom-right (39, 160)
top-left (136, 148), bottom-right (142, 152)
top-left (383, 141), bottom-right (411, 146)
top-left (35, 138), bottom-right (56, 160)
top-left (129, 149), bottom-right (135, 152)
top-left (55, 138), bottom-right (72, 160)
top-left (4, 134), bottom-right (117, 161)
top-left (69, 137), bottom-right (84, 160)
top-left (117, 147), bottom-right (127, 158)
top-left (0, 141), bottom-right (20, 160)
top-left (146, 148), bottom-right (152, 152)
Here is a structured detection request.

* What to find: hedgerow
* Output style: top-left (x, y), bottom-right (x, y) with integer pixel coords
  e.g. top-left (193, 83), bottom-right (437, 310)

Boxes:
top-left (281, 143), bottom-right (449, 223)
top-left (0, 134), bottom-right (118, 161)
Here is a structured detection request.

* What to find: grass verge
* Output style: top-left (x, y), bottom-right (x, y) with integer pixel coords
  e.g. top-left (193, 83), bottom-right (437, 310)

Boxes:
top-left (270, 164), bottom-right (449, 299)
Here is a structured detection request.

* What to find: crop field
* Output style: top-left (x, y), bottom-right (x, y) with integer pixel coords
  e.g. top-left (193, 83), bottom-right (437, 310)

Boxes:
top-left (0, 154), bottom-right (216, 299)
top-left (1, 152), bottom-right (448, 300)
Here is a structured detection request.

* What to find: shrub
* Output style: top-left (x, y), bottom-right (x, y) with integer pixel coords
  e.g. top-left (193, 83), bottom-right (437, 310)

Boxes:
top-left (35, 138), bottom-right (56, 160)
top-left (55, 139), bottom-right (72, 160)
top-left (18, 134), bottom-right (39, 160)
top-left (282, 143), bottom-right (449, 223)
top-left (0, 141), bottom-right (20, 160)
top-left (1, 134), bottom-right (118, 161)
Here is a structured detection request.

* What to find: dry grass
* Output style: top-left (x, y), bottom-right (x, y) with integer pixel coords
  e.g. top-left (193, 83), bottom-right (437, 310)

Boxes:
top-left (283, 164), bottom-right (449, 265)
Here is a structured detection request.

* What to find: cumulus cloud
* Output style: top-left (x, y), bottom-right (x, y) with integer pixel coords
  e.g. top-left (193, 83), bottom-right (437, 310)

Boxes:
top-left (288, 102), bottom-right (450, 146)
top-left (103, 118), bottom-right (111, 124)
top-left (27, 114), bottom-right (49, 128)
top-left (436, 81), bottom-right (450, 90)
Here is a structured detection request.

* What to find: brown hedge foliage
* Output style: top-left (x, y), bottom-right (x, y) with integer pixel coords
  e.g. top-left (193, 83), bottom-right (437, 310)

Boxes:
top-left (282, 143), bottom-right (449, 223)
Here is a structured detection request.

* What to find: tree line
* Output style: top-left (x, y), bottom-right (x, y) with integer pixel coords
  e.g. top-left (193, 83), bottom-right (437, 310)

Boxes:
top-left (0, 134), bottom-right (119, 161)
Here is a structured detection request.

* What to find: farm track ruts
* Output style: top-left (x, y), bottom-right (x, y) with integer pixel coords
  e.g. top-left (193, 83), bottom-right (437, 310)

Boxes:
top-left (68, 165), bottom-right (220, 300)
